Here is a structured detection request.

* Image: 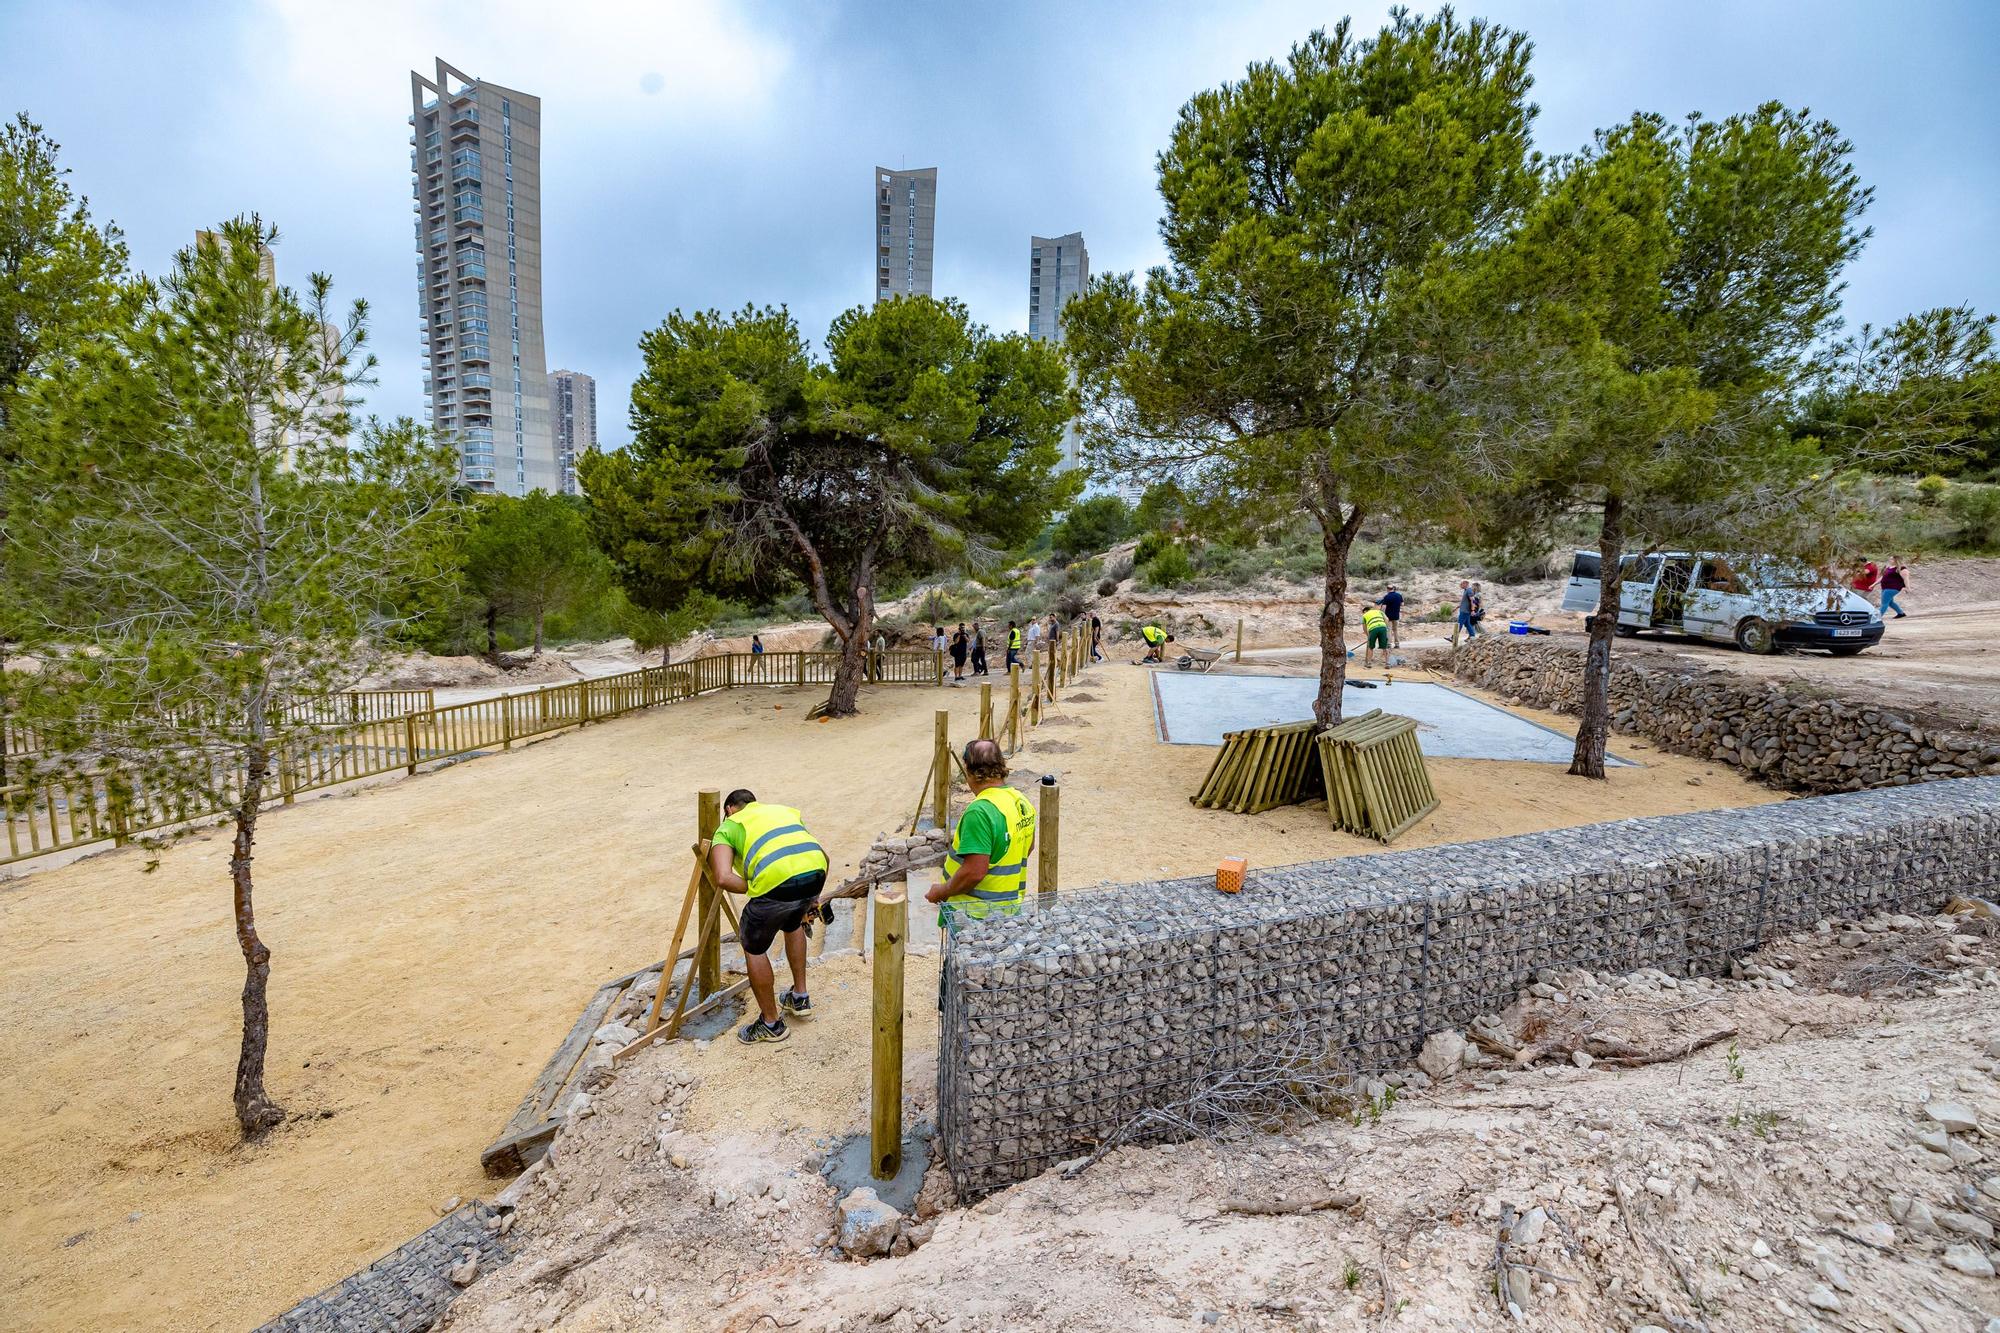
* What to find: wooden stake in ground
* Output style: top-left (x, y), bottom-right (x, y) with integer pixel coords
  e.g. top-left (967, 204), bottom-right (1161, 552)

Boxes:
top-left (871, 876), bottom-right (909, 1180)
top-left (932, 709), bottom-right (951, 832)
top-left (1038, 776), bottom-right (1060, 896)
top-left (644, 839), bottom-right (708, 1032)
top-left (696, 788), bottom-right (722, 998)
top-left (979, 683), bottom-right (993, 739)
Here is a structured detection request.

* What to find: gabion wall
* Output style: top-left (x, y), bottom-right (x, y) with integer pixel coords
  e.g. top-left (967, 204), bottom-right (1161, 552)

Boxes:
top-left (1434, 637), bottom-right (2000, 792)
top-left (938, 777), bottom-right (2000, 1198)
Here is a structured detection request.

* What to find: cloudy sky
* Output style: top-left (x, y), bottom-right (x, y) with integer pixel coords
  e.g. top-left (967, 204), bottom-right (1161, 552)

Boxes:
top-left (4, 0), bottom-right (1996, 447)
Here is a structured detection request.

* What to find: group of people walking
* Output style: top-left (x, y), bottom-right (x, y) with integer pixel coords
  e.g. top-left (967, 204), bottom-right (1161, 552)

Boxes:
top-left (1852, 559), bottom-right (1912, 619)
top-left (930, 614), bottom-right (1106, 682)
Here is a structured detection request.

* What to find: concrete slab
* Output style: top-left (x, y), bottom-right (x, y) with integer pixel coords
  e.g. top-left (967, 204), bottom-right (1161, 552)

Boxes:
top-left (821, 1122), bottom-right (935, 1216)
top-left (1149, 671), bottom-right (1632, 766)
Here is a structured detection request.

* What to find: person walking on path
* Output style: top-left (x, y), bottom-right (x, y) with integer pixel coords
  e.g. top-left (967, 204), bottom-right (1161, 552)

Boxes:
top-left (707, 789), bottom-right (829, 1045)
top-left (1360, 601), bottom-right (1393, 668)
top-left (1452, 581), bottom-right (1482, 644)
top-left (1852, 561), bottom-right (1881, 608)
top-left (869, 630), bottom-right (886, 682)
top-left (970, 624), bottom-right (988, 676)
top-left (1005, 620), bottom-right (1023, 670)
top-left (949, 623), bottom-right (969, 681)
top-left (1025, 618), bottom-right (1044, 654)
top-left (750, 634), bottom-right (764, 656)
top-left (1880, 559), bottom-right (1909, 618)
top-left (925, 739), bottom-right (1036, 930)
top-left (1045, 614), bottom-right (1061, 649)
top-left (1089, 614), bottom-right (1103, 662)
top-left (1374, 585), bottom-right (1404, 647)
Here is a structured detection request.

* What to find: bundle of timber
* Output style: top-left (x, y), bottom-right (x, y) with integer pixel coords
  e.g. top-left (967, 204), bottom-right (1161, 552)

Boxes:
top-left (1190, 720), bottom-right (1325, 814)
top-left (1316, 709), bottom-right (1439, 842)
top-left (824, 827), bottom-right (952, 901)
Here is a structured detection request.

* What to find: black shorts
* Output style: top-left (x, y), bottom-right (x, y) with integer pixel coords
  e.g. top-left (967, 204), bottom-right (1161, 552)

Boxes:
top-left (739, 870), bottom-right (825, 954)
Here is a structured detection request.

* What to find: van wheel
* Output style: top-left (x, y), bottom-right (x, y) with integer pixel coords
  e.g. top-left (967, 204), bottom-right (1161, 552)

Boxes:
top-left (1614, 625), bottom-right (1639, 638)
top-left (1734, 617), bottom-right (1777, 655)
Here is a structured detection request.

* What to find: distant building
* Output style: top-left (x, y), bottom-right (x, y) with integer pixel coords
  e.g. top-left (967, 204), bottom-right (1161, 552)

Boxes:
top-left (1028, 232), bottom-right (1088, 343)
top-left (549, 369), bottom-right (595, 496)
top-left (193, 230), bottom-right (346, 463)
top-left (874, 167), bottom-right (937, 302)
top-left (1029, 232), bottom-right (1090, 472)
top-left (410, 57), bottom-right (557, 496)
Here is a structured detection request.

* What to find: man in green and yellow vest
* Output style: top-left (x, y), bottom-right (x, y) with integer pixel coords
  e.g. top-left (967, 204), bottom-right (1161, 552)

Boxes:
top-left (1139, 623), bottom-right (1173, 663)
top-left (1360, 601), bottom-right (1392, 668)
top-left (707, 789), bottom-right (829, 1045)
top-left (925, 739), bottom-right (1036, 929)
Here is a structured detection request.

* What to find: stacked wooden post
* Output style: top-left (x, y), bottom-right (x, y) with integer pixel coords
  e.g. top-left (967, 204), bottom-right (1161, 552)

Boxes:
top-left (1316, 709), bottom-right (1439, 843)
top-left (1189, 721), bottom-right (1324, 814)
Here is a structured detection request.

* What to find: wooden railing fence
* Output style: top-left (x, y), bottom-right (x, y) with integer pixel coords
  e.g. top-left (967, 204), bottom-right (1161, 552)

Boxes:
top-left (1, 650), bottom-right (941, 869)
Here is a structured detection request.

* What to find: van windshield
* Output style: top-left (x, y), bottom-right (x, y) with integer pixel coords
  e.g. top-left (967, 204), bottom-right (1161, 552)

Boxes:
top-left (1745, 557), bottom-right (1828, 589)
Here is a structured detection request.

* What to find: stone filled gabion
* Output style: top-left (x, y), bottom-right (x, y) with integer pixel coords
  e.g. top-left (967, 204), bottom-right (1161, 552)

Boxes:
top-left (937, 777), bottom-right (2000, 1199)
top-left (1432, 637), bottom-right (2000, 794)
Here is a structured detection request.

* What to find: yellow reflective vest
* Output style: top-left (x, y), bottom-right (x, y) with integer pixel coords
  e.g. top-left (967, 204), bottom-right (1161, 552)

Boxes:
top-left (723, 802), bottom-right (828, 897)
top-left (1008, 627), bottom-right (1022, 650)
top-left (1141, 625), bottom-right (1166, 645)
top-left (942, 786), bottom-right (1036, 920)
top-left (1361, 606), bottom-right (1388, 634)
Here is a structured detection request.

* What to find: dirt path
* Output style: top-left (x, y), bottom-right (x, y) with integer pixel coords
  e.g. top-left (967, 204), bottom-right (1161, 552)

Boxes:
top-left (0, 653), bottom-right (1781, 1330)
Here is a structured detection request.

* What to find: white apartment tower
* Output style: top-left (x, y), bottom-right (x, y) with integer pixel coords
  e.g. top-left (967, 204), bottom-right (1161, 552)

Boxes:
top-left (549, 369), bottom-right (595, 496)
top-left (1029, 232), bottom-right (1090, 472)
top-left (874, 166), bottom-right (937, 302)
top-left (409, 58), bottom-right (557, 495)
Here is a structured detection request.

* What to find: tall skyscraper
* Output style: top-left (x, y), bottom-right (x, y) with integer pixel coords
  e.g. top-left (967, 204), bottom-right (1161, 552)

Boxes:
top-left (1029, 232), bottom-right (1090, 472)
top-left (873, 166), bottom-right (937, 302)
top-left (409, 58), bottom-right (556, 496)
top-left (1028, 232), bottom-right (1089, 343)
top-left (549, 369), bottom-right (596, 496)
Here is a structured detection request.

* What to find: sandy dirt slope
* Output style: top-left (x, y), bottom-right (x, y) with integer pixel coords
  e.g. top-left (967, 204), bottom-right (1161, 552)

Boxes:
top-left (442, 910), bottom-right (2000, 1332)
top-left (0, 647), bottom-right (1780, 1330)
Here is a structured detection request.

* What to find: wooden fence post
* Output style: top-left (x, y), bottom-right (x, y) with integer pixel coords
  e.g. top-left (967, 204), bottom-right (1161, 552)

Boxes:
top-left (1038, 776), bottom-right (1060, 896)
top-left (870, 876), bottom-right (909, 1181)
top-left (1236, 618), bottom-right (1244, 662)
top-left (933, 710), bottom-right (951, 833)
top-left (725, 652), bottom-right (735, 690)
top-left (279, 746), bottom-right (296, 806)
top-left (578, 680), bottom-right (593, 726)
top-left (1007, 664), bottom-right (1022, 752)
top-left (796, 651), bottom-right (806, 687)
top-left (1030, 652), bottom-right (1043, 727)
top-left (697, 789), bottom-right (722, 999)
top-left (979, 683), bottom-right (993, 740)
top-left (405, 712), bottom-right (420, 775)
top-left (501, 697), bottom-right (514, 751)
top-left (934, 649), bottom-right (944, 686)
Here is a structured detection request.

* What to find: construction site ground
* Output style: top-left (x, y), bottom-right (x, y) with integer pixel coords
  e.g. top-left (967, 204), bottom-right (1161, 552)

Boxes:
top-left (0, 648), bottom-right (1781, 1332)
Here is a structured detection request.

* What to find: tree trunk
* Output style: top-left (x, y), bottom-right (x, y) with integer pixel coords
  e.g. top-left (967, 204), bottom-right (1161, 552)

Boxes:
top-left (484, 606), bottom-right (498, 661)
top-left (825, 586), bottom-right (874, 718)
top-left (1570, 493), bottom-right (1624, 780)
top-left (532, 612), bottom-right (544, 656)
top-left (1312, 505), bottom-right (1367, 727)
top-left (231, 744), bottom-right (285, 1136)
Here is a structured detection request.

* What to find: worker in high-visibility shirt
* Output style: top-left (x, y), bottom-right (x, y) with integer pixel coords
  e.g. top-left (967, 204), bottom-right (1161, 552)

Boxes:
top-left (707, 789), bottom-right (829, 1045)
top-left (1139, 623), bottom-right (1173, 663)
top-left (926, 739), bottom-right (1037, 929)
top-left (1360, 602), bottom-right (1392, 668)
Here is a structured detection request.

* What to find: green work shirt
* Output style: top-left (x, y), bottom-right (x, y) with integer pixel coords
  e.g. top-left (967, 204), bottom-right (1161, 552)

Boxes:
top-left (952, 798), bottom-right (1010, 865)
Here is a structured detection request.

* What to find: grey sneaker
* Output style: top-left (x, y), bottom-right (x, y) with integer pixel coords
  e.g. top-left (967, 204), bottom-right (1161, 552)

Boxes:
top-left (737, 1016), bottom-right (789, 1045)
top-left (780, 990), bottom-right (813, 1018)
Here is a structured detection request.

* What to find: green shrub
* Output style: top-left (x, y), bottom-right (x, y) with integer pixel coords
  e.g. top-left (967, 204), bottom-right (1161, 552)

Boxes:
top-left (1915, 473), bottom-right (1950, 505)
top-left (1139, 543), bottom-right (1196, 589)
top-left (1944, 484), bottom-right (2000, 550)
top-left (1133, 531), bottom-right (1170, 566)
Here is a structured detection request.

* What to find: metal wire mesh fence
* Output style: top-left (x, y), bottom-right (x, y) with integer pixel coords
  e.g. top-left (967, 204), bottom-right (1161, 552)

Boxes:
top-left (938, 777), bottom-right (2000, 1198)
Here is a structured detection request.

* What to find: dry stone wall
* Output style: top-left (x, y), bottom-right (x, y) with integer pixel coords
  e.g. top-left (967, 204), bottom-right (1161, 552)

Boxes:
top-left (1432, 637), bottom-right (2000, 793)
top-left (937, 777), bottom-right (2000, 1198)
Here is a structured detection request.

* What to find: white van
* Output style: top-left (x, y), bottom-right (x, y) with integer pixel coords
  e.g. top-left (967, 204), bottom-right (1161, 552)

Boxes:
top-left (1560, 551), bottom-right (1884, 656)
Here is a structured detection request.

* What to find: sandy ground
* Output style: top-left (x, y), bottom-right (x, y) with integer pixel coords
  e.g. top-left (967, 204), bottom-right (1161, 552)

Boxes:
top-left (0, 639), bottom-right (1787, 1331)
top-left (443, 907), bottom-right (2000, 1332)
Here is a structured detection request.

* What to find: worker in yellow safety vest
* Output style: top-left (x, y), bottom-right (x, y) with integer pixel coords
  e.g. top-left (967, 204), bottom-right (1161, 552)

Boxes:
top-left (1139, 624), bottom-right (1173, 663)
top-left (1360, 602), bottom-right (1392, 669)
top-left (926, 739), bottom-right (1037, 929)
top-left (1006, 621), bottom-right (1024, 671)
top-left (707, 789), bottom-right (830, 1045)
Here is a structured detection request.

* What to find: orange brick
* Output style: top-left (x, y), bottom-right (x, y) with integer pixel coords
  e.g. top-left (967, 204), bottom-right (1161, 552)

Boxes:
top-left (1216, 856), bottom-right (1247, 894)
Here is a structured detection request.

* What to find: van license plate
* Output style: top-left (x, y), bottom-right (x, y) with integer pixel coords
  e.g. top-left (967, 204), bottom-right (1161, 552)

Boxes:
top-left (1834, 628), bottom-right (1862, 638)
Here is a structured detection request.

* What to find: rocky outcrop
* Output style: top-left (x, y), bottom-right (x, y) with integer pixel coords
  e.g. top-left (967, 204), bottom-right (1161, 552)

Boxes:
top-left (1428, 638), bottom-right (2000, 793)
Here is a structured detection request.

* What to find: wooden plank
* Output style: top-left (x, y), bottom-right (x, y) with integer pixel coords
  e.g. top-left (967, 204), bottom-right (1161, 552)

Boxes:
top-left (644, 844), bottom-right (707, 1032)
top-left (871, 879), bottom-right (909, 1181)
